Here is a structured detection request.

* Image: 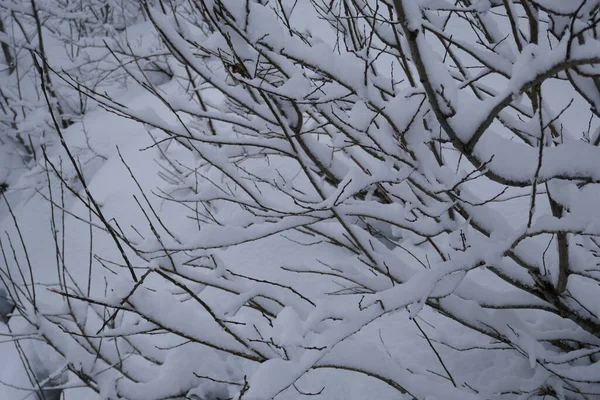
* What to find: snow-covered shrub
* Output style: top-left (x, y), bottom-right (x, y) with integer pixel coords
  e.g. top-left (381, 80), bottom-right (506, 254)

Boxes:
top-left (0, 0), bottom-right (165, 186)
top-left (3, 0), bottom-right (600, 399)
